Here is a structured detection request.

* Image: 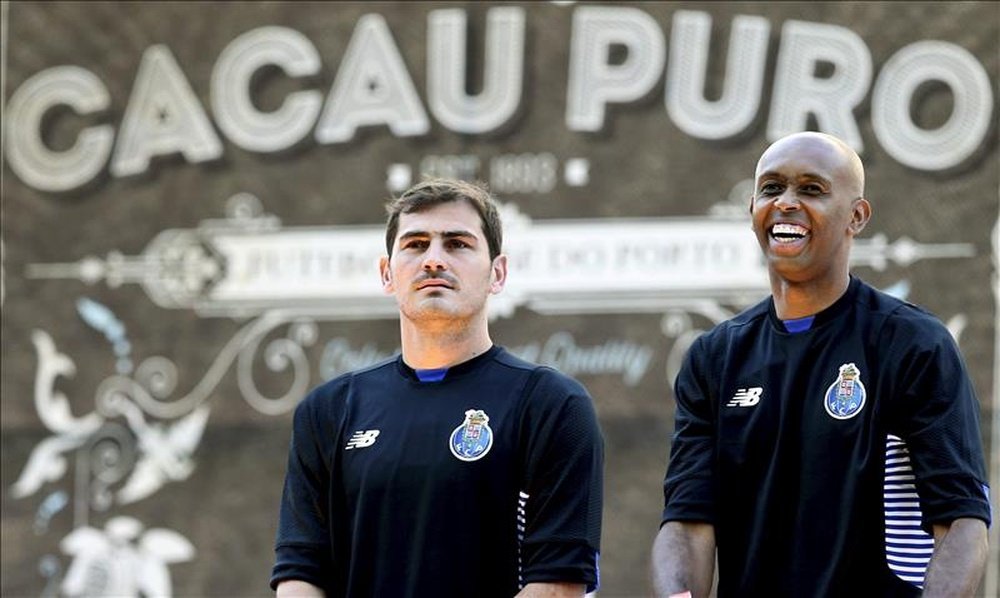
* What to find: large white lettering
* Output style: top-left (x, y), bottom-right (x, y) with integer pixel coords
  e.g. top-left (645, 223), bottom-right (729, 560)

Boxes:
top-left (314, 14), bottom-right (430, 143)
top-left (666, 11), bottom-right (770, 140)
top-left (427, 7), bottom-right (525, 133)
top-left (566, 6), bottom-right (666, 131)
top-left (5, 66), bottom-right (114, 192)
top-left (4, 8), bottom-right (997, 194)
top-left (111, 45), bottom-right (223, 177)
top-left (767, 20), bottom-right (872, 150)
top-left (872, 41), bottom-right (994, 171)
top-left (211, 26), bottom-right (323, 152)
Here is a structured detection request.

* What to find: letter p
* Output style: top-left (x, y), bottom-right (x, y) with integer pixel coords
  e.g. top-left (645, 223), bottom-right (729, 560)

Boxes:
top-left (566, 7), bottom-right (665, 131)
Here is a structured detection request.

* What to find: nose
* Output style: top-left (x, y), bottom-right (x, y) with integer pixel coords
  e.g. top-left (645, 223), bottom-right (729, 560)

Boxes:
top-left (773, 190), bottom-right (800, 212)
top-left (421, 241), bottom-right (448, 271)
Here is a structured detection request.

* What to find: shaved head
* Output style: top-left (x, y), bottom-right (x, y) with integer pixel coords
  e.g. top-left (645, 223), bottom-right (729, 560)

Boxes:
top-left (756, 132), bottom-right (865, 199)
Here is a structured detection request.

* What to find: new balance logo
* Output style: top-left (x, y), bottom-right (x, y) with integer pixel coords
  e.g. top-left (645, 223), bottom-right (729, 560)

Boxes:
top-left (726, 387), bottom-right (762, 407)
top-left (345, 430), bottom-right (380, 450)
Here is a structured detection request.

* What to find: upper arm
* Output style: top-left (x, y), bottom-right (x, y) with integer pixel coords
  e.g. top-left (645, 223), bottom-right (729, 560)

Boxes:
top-left (651, 521), bottom-right (716, 597)
top-left (663, 338), bottom-right (717, 525)
top-left (931, 517), bottom-right (988, 546)
top-left (923, 517), bottom-right (989, 595)
top-left (515, 581), bottom-right (586, 598)
top-left (276, 579), bottom-right (325, 598)
top-left (885, 321), bottom-right (991, 530)
top-left (271, 393), bottom-right (336, 591)
top-left (519, 373), bottom-right (604, 590)
top-left (656, 339), bottom-right (718, 597)
top-left (654, 521), bottom-right (716, 558)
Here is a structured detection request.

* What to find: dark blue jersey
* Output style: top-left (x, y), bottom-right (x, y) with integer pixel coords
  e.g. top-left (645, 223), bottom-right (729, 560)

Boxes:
top-left (272, 345), bottom-right (603, 597)
top-left (662, 276), bottom-right (990, 597)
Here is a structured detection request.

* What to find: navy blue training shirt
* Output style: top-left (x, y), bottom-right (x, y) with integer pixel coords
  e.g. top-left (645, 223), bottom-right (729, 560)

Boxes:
top-left (663, 276), bottom-right (991, 597)
top-left (273, 345), bottom-right (604, 597)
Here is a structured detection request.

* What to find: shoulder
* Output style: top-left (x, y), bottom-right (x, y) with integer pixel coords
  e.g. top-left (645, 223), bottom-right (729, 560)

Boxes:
top-left (492, 346), bottom-right (541, 372)
top-left (295, 357), bottom-right (398, 420)
top-left (691, 295), bottom-right (771, 354)
top-left (854, 280), bottom-right (954, 349)
top-left (494, 347), bottom-right (591, 398)
top-left (492, 349), bottom-right (596, 426)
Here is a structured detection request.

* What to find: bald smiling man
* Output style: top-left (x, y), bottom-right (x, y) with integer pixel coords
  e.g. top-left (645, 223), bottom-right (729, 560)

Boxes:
top-left (651, 132), bottom-right (991, 598)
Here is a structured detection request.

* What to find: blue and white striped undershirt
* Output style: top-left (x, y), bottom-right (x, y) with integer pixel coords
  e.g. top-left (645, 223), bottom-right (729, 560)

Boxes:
top-left (517, 491), bottom-right (529, 589)
top-left (884, 434), bottom-right (934, 588)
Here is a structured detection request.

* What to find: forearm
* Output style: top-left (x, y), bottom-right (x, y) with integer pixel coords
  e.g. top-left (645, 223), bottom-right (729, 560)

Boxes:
top-left (922, 518), bottom-right (988, 597)
top-left (514, 582), bottom-right (585, 597)
top-left (276, 580), bottom-right (325, 598)
top-left (651, 521), bottom-right (716, 598)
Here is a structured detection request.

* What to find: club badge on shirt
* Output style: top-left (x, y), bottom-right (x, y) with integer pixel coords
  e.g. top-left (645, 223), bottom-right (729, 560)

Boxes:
top-left (449, 409), bottom-right (494, 462)
top-left (824, 362), bottom-right (867, 420)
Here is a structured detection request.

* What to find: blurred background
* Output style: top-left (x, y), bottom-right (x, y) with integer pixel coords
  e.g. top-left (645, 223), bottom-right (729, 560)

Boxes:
top-left (1, 1), bottom-right (997, 596)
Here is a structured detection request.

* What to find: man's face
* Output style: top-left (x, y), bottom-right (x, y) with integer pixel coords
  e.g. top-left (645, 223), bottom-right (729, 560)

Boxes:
top-left (379, 200), bottom-right (506, 325)
top-left (750, 135), bottom-right (870, 284)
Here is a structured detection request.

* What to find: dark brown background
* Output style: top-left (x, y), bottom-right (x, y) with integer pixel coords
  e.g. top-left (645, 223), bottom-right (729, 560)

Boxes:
top-left (2, 2), bottom-right (997, 596)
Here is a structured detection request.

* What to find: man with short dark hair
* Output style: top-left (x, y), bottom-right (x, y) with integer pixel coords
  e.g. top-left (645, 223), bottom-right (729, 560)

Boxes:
top-left (272, 178), bottom-right (604, 597)
top-left (651, 132), bottom-right (991, 597)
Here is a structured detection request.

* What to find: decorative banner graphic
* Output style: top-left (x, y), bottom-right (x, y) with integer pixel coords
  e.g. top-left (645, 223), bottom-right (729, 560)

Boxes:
top-left (26, 193), bottom-right (975, 318)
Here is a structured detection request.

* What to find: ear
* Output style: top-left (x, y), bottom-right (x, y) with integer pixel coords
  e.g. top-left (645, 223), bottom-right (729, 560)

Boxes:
top-left (379, 256), bottom-right (394, 294)
top-left (848, 197), bottom-right (872, 236)
top-left (489, 254), bottom-right (508, 295)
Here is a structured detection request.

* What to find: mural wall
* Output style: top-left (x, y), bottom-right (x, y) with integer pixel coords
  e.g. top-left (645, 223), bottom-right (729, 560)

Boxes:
top-left (2, 2), bottom-right (997, 595)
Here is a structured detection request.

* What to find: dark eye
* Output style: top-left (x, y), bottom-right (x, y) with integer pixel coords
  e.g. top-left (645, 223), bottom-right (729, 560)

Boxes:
top-left (447, 239), bottom-right (471, 249)
top-left (800, 184), bottom-right (824, 195)
top-left (759, 182), bottom-right (783, 196)
top-left (403, 239), bottom-right (428, 250)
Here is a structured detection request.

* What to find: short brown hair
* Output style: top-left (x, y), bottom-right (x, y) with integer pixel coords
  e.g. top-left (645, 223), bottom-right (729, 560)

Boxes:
top-left (384, 178), bottom-right (503, 260)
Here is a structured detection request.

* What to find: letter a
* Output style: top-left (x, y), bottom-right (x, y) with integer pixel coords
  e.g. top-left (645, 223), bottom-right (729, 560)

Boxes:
top-left (111, 45), bottom-right (223, 177)
top-left (315, 14), bottom-right (430, 143)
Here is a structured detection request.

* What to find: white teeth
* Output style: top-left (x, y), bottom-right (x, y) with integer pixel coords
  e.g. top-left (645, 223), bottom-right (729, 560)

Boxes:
top-left (771, 223), bottom-right (808, 236)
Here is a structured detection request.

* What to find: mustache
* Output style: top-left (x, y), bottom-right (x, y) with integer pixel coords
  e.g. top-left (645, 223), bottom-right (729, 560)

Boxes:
top-left (414, 272), bottom-right (458, 287)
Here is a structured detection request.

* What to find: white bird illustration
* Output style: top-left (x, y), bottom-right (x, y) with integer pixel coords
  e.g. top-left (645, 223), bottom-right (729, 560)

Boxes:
top-left (117, 406), bottom-right (210, 504)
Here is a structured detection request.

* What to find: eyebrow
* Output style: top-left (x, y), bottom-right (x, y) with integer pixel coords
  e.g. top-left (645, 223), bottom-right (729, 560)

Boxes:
top-left (398, 229), bottom-right (478, 241)
top-left (756, 171), bottom-right (831, 185)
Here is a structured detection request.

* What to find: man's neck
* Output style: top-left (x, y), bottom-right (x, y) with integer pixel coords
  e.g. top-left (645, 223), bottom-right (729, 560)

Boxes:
top-left (398, 317), bottom-right (494, 370)
top-left (769, 271), bottom-right (851, 320)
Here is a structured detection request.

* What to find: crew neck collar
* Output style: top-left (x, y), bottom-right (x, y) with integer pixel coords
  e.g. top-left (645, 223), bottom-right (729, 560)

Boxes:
top-left (396, 345), bottom-right (501, 382)
top-left (768, 276), bottom-right (860, 333)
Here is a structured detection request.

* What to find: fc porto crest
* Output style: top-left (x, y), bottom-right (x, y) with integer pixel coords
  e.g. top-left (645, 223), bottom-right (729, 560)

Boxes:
top-left (824, 362), bottom-right (867, 419)
top-left (449, 409), bottom-right (494, 462)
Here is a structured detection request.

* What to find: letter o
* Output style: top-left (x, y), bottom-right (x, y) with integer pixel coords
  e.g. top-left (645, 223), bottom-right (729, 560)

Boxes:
top-left (872, 41), bottom-right (993, 171)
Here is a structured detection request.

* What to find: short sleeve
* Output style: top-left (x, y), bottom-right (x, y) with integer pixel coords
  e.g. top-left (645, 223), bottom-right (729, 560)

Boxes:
top-left (662, 335), bottom-right (717, 525)
top-left (519, 371), bottom-right (604, 592)
top-left (886, 316), bottom-right (991, 530)
top-left (270, 390), bottom-right (335, 592)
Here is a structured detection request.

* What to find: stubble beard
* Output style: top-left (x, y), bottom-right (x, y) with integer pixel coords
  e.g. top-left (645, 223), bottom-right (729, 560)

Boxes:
top-left (401, 295), bottom-right (482, 333)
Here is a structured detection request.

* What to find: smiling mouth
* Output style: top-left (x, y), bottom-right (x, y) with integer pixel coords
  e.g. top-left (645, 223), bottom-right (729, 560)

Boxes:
top-left (769, 222), bottom-right (809, 244)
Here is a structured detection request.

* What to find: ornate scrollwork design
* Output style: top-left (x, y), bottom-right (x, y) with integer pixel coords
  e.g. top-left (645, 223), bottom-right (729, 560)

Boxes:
top-left (77, 423), bottom-right (136, 513)
top-left (238, 318), bottom-right (318, 415)
top-left (135, 357), bottom-right (179, 401)
top-left (87, 311), bottom-right (320, 420)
